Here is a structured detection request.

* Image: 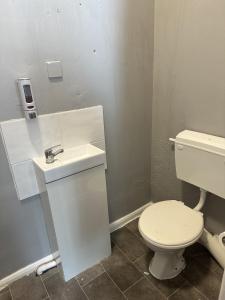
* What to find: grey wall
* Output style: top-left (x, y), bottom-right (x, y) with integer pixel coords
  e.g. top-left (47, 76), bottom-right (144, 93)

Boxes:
top-left (0, 1), bottom-right (154, 278)
top-left (151, 0), bottom-right (225, 233)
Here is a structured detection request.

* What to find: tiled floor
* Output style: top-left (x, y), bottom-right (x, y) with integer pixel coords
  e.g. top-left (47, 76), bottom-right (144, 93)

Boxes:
top-left (0, 218), bottom-right (223, 300)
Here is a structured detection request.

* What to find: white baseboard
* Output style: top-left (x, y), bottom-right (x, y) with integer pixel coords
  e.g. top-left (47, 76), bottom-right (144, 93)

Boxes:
top-left (109, 201), bottom-right (153, 233)
top-left (0, 202), bottom-right (152, 290)
top-left (0, 254), bottom-right (55, 290)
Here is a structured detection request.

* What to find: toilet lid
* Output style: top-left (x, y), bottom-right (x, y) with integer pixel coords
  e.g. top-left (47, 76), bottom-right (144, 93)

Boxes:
top-left (139, 200), bottom-right (204, 248)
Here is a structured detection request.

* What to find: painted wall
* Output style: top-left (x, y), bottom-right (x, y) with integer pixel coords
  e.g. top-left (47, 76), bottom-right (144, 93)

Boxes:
top-left (151, 0), bottom-right (225, 233)
top-left (0, 0), bottom-right (154, 278)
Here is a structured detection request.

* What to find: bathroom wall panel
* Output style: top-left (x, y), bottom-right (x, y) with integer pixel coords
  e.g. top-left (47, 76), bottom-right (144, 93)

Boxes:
top-left (59, 107), bottom-right (105, 150)
top-left (152, 0), bottom-right (225, 233)
top-left (0, 106), bottom-right (105, 200)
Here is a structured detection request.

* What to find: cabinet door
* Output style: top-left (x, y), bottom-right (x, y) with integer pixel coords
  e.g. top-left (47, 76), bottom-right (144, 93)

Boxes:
top-left (46, 165), bottom-right (111, 281)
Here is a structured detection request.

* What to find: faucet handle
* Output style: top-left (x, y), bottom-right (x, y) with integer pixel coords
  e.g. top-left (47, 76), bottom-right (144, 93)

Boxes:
top-left (45, 144), bottom-right (62, 153)
top-left (45, 144), bottom-right (64, 164)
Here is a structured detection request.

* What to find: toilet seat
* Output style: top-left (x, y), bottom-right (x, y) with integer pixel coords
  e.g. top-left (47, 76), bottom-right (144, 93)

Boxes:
top-left (139, 200), bottom-right (204, 250)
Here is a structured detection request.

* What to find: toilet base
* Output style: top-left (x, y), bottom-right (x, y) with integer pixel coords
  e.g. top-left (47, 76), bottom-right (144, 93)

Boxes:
top-left (149, 249), bottom-right (186, 280)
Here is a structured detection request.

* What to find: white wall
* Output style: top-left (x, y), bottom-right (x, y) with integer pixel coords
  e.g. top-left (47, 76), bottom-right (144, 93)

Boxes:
top-left (0, 0), bottom-right (154, 278)
top-left (151, 0), bottom-right (225, 233)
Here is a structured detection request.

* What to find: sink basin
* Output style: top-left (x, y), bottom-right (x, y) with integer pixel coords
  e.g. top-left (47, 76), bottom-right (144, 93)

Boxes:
top-left (33, 144), bottom-right (105, 183)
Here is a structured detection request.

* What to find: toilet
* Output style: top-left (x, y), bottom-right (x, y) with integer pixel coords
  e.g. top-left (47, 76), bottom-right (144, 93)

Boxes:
top-left (139, 130), bottom-right (225, 280)
top-left (139, 200), bottom-right (203, 279)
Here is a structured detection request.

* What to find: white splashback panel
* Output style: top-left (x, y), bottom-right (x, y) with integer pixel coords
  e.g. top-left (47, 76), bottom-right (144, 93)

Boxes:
top-left (0, 106), bottom-right (106, 200)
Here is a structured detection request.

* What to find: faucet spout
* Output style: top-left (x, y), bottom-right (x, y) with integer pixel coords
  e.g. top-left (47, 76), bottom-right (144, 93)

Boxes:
top-left (45, 145), bottom-right (64, 164)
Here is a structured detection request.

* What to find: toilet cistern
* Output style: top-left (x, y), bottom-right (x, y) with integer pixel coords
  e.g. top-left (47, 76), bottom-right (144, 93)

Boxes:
top-left (45, 144), bottom-right (64, 164)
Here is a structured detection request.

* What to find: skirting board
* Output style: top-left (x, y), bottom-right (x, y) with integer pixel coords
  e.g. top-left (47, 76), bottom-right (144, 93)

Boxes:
top-left (0, 254), bottom-right (54, 291)
top-left (109, 201), bottom-right (153, 233)
top-left (0, 201), bottom-right (152, 290)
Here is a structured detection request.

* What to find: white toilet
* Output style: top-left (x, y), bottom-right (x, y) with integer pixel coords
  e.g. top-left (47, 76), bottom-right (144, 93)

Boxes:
top-left (139, 130), bottom-right (225, 280)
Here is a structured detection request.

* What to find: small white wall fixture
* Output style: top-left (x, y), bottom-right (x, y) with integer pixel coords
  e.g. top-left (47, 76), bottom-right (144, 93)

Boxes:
top-left (0, 106), bottom-right (106, 200)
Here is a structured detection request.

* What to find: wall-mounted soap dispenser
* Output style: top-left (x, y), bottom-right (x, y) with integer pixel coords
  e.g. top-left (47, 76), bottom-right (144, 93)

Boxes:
top-left (17, 78), bottom-right (37, 120)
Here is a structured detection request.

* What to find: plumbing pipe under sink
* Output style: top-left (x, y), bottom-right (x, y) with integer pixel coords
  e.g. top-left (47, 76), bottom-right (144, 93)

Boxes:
top-left (36, 254), bottom-right (61, 275)
top-left (36, 260), bottom-right (57, 276)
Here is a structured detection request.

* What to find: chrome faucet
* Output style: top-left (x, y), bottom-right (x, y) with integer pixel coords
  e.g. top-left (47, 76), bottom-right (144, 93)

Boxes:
top-left (45, 145), bottom-right (64, 164)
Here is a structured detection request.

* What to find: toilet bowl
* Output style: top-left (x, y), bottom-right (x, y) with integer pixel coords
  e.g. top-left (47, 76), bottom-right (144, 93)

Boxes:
top-left (139, 200), bottom-right (204, 280)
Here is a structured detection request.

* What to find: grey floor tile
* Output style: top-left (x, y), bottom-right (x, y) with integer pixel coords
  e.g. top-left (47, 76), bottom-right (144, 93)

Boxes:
top-left (102, 245), bottom-right (143, 292)
top-left (168, 281), bottom-right (207, 300)
top-left (10, 273), bottom-right (47, 300)
top-left (134, 251), bottom-right (154, 273)
top-left (125, 277), bottom-right (165, 300)
top-left (185, 243), bottom-right (208, 258)
top-left (134, 252), bottom-right (185, 297)
top-left (150, 273), bottom-right (186, 298)
top-left (0, 289), bottom-right (12, 300)
top-left (194, 252), bottom-right (223, 280)
top-left (41, 266), bottom-right (59, 281)
top-left (44, 273), bottom-right (87, 300)
top-left (76, 263), bottom-right (104, 287)
top-left (182, 256), bottom-right (221, 300)
top-left (126, 219), bottom-right (141, 238)
top-left (111, 227), bottom-right (148, 261)
top-left (83, 272), bottom-right (125, 300)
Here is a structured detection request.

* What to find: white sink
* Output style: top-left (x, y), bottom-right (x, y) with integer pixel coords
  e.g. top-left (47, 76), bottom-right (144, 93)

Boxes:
top-left (33, 144), bottom-right (105, 183)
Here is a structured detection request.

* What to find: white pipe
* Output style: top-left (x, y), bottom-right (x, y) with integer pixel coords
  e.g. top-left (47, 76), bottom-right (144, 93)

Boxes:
top-left (169, 138), bottom-right (176, 143)
top-left (199, 229), bottom-right (225, 269)
top-left (36, 260), bottom-right (57, 276)
top-left (194, 188), bottom-right (207, 211)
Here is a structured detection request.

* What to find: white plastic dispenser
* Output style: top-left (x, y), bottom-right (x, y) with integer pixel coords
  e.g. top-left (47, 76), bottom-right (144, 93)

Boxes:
top-left (17, 78), bottom-right (37, 120)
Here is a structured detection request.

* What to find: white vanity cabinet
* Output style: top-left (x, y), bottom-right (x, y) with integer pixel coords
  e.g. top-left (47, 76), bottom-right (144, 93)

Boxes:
top-left (34, 144), bottom-right (111, 281)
